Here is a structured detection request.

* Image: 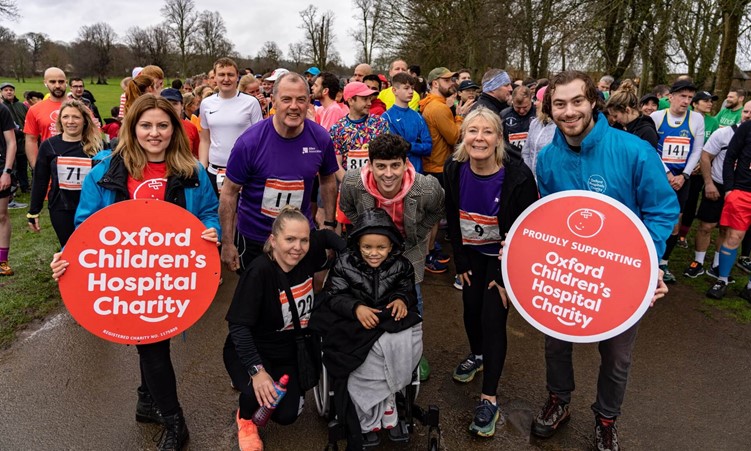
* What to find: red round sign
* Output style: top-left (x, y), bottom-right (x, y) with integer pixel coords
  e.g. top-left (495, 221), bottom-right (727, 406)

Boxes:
top-left (59, 199), bottom-right (221, 345)
top-left (502, 191), bottom-right (657, 343)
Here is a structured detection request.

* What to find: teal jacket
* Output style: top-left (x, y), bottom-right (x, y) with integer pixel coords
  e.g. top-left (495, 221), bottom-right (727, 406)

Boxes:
top-left (536, 113), bottom-right (678, 257)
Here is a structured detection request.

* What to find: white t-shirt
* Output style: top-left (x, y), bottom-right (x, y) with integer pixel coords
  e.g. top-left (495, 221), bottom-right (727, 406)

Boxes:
top-left (200, 92), bottom-right (263, 167)
top-left (703, 124), bottom-right (738, 184)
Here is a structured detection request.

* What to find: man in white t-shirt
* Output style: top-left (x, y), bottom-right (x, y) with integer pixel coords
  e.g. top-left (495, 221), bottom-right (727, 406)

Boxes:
top-left (199, 57), bottom-right (263, 195)
top-left (683, 100), bottom-right (751, 279)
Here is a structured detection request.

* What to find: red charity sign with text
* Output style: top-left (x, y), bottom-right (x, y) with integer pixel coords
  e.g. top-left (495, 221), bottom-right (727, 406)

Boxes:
top-left (503, 190), bottom-right (657, 343)
top-left (59, 199), bottom-right (221, 345)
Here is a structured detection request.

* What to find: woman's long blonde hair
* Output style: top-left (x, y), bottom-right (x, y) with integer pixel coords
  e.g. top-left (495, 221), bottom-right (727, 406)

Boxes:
top-left (452, 107), bottom-right (506, 167)
top-left (55, 100), bottom-right (103, 156)
top-left (115, 94), bottom-right (196, 180)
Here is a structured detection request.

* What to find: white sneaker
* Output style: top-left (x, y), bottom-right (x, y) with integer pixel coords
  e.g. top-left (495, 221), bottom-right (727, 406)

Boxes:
top-left (453, 275), bottom-right (463, 290)
top-left (381, 393), bottom-right (397, 430)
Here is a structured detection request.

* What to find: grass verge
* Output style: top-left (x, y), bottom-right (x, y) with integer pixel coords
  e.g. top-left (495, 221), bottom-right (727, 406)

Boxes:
top-left (0, 191), bottom-right (62, 348)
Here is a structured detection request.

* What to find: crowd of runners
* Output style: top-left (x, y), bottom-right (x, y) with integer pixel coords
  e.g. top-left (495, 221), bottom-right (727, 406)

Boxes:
top-left (1, 55), bottom-right (749, 451)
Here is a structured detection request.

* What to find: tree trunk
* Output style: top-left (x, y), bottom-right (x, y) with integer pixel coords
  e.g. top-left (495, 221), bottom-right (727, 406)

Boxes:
top-left (714, 1), bottom-right (748, 112)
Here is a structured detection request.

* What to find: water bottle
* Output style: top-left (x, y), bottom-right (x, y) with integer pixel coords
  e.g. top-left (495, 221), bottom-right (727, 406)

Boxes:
top-left (251, 374), bottom-right (289, 427)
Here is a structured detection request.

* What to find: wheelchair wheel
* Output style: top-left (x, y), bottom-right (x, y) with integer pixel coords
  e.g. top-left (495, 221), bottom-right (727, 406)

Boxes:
top-left (314, 362), bottom-right (330, 416)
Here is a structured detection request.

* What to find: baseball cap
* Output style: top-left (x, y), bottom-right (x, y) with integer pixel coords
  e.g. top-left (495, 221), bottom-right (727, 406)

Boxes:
top-left (343, 82), bottom-right (377, 101)
top-left (160, 88), bottom-right (182, 103)
top-left (265, 68), bottom-right (290, 82)
top-left (692, 91), bottom-right (718, 103)
top-left (0, 82), bottom-right (15, 90)
top-left (669, 79), bottom-right (697, 93)
top-left (132, 66), bottom-right (144, 78)
top-left (640, 93), bottom-right (659, 105)
top-left (427, 67), bottom-right (457, 85)
top-left (304, 67), bottom-right (320, 76)
top-left (458, 80), bottom-right (480, 91)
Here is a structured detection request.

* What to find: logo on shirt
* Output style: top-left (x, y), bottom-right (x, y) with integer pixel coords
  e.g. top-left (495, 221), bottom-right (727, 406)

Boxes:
top-left (679, 130), bottom-right (690, 138)
top-left (505, 117), bottom-right (519, 127)
top-left (302, 147), bottom-right (321, 154)
top-left (587, 174), bottom-right (607, 193)
top-left (208, 110), bottom-right (218, 114)
top-left (133, 178), bottom-right (167, 199)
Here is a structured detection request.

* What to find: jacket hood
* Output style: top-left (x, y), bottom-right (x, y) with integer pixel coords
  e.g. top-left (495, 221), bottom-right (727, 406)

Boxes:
top-left (348, 207), bottom-right (404, 249)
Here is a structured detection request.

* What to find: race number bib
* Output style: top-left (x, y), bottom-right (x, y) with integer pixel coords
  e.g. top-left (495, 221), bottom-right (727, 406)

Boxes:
top-left (279, 277), bottom-right (314, 331)
top-left (347, 148), bottom-right (369, 170)
top-left (661, 137), bottom-right (690, 164)
top-left (56, 157), bottom-right (92, 190)
top-left (261, 178), bottom-right (305, 218)
top-left (215, 169), bottom-right (226, 192)
top-left (460, 210), bottom-right (501, 246)
top-left (509, 132), bottom-right (528, 150)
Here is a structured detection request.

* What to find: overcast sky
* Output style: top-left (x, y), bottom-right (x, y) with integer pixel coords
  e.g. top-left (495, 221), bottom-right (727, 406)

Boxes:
top-left (13, 0), bottom-right (360, 66)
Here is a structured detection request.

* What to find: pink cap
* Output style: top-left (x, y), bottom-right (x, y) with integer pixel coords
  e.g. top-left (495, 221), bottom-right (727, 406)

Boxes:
top-left (536, 86), bottom-right (547, 102)
top-left (343, 82), bottom-right (377, 101)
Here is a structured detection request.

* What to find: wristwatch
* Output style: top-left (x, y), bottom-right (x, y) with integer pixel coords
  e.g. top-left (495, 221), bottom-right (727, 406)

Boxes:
top-left (249, 364), bottom-right (264, 376)
top-left (681, 173), bottom-right (689, 180)
top-left (323, 220), bottom-right (337, 228)
top-left (3, 168), bottom-right (11, 174)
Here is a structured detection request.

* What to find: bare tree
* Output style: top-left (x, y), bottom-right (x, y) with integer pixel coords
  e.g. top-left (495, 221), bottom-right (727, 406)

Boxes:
top-left (299, 5), bottom-right (336, 69)
top-left (0, 0), bottom-right (17, 19)
top-left (259, 41), bottom-right (283, 67)
top-left (670, 0), bottom-right (722, 88)
top-left (192, 11), bottom-right (233, 69)
top-left (161, 0), bottom-right (198, 76)
top-left (288, 41), bottom-right (305, 67)
top-left (23, 33), bottom-right (48, 75)
top-left (715, 0), bottom-right (751, 108)
top-left (351, 0), bottom-right (386, 65)
top-left (75, 23), bottom-right (117, 83)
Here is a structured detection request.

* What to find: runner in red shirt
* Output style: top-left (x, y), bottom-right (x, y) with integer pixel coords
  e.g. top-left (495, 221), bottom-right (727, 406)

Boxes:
top-left (161, 88), bottom-right (200, 158)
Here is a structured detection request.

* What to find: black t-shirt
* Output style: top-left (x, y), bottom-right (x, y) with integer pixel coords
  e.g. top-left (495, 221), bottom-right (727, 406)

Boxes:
top-left (226, 230), bottom-right (330, 363)
top-left (0, 103), bottom-right (16, 163)
top-left (29, 135), bottom-right (92, 214)
top-left (723, 120), bottom-right (751, 192)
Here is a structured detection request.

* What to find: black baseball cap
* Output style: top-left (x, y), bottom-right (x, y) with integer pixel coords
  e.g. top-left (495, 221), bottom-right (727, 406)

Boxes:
top-left (669, 80), bottom-right (697, 93)
top-left (692, 91), bottom-right (718, 103)
top-left (640, 93), bottom-right (659, 105)
top-left (160, 88), bottom-right (182, 103)
top-left (458, 80), bottom-right (480, 91)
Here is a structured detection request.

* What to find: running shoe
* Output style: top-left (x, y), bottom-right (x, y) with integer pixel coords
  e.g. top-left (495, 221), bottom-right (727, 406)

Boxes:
top-left (7, 200), bottom-right (26, 209)
top-left (531, 393), bottom-right (570, 438)
top-left (381, 394), bottom-right (398, 430)
top-left (453, 274), bottom-right (463, 290)
top-left (453, 354), bottom-right (483, 383)
top-left (0, 261), bottom-right (13, 276)
top-left (676, 236), bottom-right (688, 249)
top-left (706, 280), bottom-right (728, 299)
top-left (740, 286), bottom-right (751, 303)
top-left (595, 415), bottom-right (619, 451)
top-left (430, 247), bottom-right (450, 264)
top-left (468, 399), bottom-right (500, 437)
top-left (425, 254), bottom-right (448, 274)
top-left (659, 264), bottom-right (676, 284)
top-left (683, 261), bottom-right (705, 278)
top-left (236, 410), bottom-right (263, 451)
top-left (707, 266), bottom-right (736, 283)
top-left (736, 256), bottom-right (751, 273)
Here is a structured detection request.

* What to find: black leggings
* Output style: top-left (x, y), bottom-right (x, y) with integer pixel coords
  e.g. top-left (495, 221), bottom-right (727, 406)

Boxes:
top-left (137, 340), bottom-right (180, 417)
top-left (49, 209), bottom-right (76, 247)
top-left (224, 339), bottom-right (303, 425)
top-left (461, 249), bottom-right (509, 396)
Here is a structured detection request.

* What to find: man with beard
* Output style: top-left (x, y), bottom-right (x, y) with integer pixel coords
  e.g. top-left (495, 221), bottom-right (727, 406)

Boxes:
top-left (470, 68), bottom-right (514, 117)
top-left (715, 88), bottom-right (745, 127)
top-left (23, 67), bottom-right (70, 167)
top-left (311, 71), bottom-right (348, 131)
top-left (533, 70), bottom-right (677, 451)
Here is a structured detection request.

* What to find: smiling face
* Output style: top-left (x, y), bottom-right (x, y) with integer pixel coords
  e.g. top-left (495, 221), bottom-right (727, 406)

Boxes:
top-left (136, 108), bottom-right (173, 162)
top-left (359, 233), bottom-right (393, 268)
top-left (463, 116), bottom-right (500, 164)
top-left (371, 158), bottom-right (406, 199)
top-left (347, 95), bottom-right (372, 118)
top-left (550, 79), bottom-right (596, 146)
top-left (59, 105), bottom-right (84, 139)
top-left (270, 218), bottom-right (310, 271)
top-left (272, 77), bottom-right (310, 138)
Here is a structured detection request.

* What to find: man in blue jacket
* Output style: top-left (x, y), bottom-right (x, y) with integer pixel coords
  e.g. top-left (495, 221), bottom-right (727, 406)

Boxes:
top-left (533, 71), bottom-right (679, 451)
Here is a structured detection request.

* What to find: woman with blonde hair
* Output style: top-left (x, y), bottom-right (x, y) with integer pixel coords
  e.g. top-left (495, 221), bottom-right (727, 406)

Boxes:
top-left (605, 79), bottom-right (659, 149)
top-left (51, 94), bottom-right (220, 451)
top-left (27, 99), bottom-right (104, 245)
top-left (444, 106), bottom-right (538, 438)
top-left (123, 74), bottom-right (155, 116)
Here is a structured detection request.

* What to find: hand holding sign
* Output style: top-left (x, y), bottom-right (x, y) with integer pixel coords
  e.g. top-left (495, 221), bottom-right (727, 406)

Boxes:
top-left (56, 200), bottom-right (221, 345)
top-left (502, 191), bottom-right (658, 343)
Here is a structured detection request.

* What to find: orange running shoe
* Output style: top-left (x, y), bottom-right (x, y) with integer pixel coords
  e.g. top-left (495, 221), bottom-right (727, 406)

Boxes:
top-left (237, 410), bottom-right (264, 451)
top-left (0, 261), bottom-right (13, 276)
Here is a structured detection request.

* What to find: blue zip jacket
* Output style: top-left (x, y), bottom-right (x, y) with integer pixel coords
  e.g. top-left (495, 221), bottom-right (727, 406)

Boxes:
top-left (75, 151), bottom-right (221, 239)
top-left (382, 105), bottom-right (432, 173)
top-left (536, 113), bottom-right (678, 258)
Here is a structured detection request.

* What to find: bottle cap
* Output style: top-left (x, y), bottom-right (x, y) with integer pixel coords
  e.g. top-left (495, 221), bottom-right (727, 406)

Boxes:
top-left (279, 374), bottom-right (289, 386)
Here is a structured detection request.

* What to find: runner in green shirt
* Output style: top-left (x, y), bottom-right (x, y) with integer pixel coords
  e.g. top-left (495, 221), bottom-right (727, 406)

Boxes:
top-left (715, 88), bottom-right (745, 127)
top-left (692, 91), bottom-right (720, 139)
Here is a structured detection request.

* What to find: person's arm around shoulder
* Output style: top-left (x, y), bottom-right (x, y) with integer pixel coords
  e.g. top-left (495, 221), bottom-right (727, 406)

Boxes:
top-left (338, 170), bottom-right (361, 225)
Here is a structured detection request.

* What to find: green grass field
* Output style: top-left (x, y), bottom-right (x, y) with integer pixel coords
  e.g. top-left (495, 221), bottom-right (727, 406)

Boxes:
top-left (3, 76), bottom-right (123, 120)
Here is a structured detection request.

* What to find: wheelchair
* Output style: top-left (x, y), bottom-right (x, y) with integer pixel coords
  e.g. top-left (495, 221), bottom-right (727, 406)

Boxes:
top-left (314, 359), bottom-right (441, 451)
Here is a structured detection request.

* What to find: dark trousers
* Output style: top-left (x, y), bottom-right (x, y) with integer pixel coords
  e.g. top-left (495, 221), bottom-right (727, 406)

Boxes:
top-left (49, 209), bottom-right (76, 247)
top-left (461, 249), bottom-right (509, 396)
top-left (137, 339), bottom-right (180, 417)
top-left (14, 140), bottom-right (29, 191)
top-left (544, 321), bottom-right (640, 418)
top-left (681, 173), bottom-right (704, 227)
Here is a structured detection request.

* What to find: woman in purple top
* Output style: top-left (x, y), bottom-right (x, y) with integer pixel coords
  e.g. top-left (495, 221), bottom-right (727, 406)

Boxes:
top-left (444, 107), bottom-right (538, 437)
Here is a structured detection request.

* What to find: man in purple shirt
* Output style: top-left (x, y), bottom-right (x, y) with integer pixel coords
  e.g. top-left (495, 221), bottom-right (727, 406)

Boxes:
top-left (220, 72), bottom-right (339, 272)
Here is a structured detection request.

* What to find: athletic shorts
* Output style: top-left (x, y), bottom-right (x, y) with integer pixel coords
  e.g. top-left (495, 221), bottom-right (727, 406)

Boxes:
top-left (696, 182), bottom-right (725, 224)
top-left (720, 190), bottom-right (751, 231)
top-left (0, 172), bottom-right (16, 199)
top-left (675, 178), bottom-right (692, 213)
